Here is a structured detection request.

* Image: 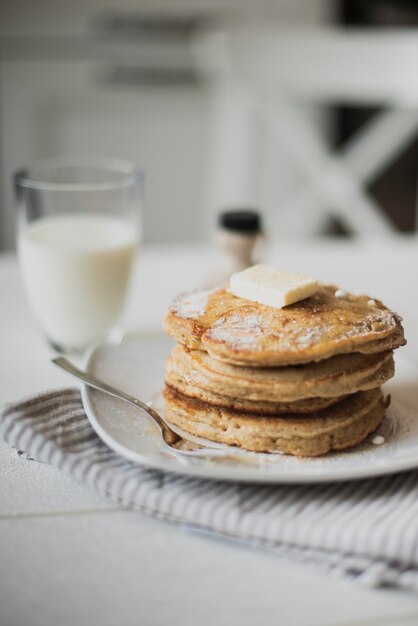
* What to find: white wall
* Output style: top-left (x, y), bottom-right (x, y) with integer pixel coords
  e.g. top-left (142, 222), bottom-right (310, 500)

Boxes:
top-left (0, 61), bottom-right (209, 248)
top-left (0, 0), bottom-right (332, 250)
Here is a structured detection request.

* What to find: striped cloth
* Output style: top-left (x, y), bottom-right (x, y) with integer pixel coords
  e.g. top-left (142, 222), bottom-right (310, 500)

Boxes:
top-left (1, 388), bottom-right (418, 592)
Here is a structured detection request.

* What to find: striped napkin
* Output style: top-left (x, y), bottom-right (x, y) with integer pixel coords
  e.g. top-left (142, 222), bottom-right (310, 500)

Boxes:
top-left (1, 388), bottom-right (418, 592)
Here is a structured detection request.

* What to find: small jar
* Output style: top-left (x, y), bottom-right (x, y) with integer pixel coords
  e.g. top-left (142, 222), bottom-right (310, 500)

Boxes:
top-left (207, 209), bottom-right (263, 287)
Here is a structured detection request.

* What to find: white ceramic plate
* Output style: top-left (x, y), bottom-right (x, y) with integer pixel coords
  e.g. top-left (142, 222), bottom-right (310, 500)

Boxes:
top-left (81, 334), bottom-right (418, 484)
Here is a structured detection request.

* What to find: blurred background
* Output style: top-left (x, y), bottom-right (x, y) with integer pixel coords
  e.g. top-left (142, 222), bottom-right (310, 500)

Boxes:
top-left (1, 0), bottom-right (418, 251)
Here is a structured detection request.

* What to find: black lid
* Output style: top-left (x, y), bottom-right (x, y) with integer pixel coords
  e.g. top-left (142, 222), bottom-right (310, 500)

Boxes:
top-left (218, 209), bottom-right (261, 233)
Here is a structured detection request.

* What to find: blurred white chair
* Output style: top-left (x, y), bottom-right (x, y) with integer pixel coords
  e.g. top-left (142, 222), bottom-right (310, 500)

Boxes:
top-left (194, 26), bottom-right (418, 237)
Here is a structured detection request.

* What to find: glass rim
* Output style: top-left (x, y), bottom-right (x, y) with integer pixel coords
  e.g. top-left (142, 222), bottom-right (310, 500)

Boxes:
top-left (15, 157), bottom-right (145, 192)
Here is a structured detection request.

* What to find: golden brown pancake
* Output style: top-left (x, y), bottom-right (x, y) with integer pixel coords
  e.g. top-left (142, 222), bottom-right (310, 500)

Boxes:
top-left (164, 285), bottom-right (405, 366)
top-left (165, 372), bottom-right (345, 415)
top-left (166, 346), bottom-right (394, 404)
top-left (163, 386), bottom-right (386, 457)
top-left (164, 288), bottom-right (240, 350)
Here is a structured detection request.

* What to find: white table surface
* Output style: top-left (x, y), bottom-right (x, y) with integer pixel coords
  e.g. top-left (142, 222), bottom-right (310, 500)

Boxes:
top-left (1, 238), bottom-right (418, 626)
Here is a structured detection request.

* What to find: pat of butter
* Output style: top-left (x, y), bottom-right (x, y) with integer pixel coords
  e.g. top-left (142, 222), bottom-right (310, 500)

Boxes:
top-left (230, 265), bottom-right (318, 308)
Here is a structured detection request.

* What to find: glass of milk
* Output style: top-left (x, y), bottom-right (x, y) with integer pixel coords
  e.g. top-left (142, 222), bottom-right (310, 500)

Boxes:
top-left (15, 158), bottom-right (143, 354)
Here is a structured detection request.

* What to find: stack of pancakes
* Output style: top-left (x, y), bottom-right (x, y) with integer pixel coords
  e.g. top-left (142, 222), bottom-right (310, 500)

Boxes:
top-left (163, 285), bottom-right (406, 457)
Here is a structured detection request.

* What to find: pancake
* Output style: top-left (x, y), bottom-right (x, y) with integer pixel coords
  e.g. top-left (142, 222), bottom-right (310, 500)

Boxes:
top-left (164, 285), bottom-right (405, 366)
top-left (164, 288), bottom-right (240, 351)
top-left (165, 368), bottom-right (345, 415)
top-left (167, 346), bottom-right (394, 404)
top-left (163, 386), bottom-right (386, 457)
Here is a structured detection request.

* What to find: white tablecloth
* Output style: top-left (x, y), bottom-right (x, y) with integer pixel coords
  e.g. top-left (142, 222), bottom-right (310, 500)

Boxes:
top-left (1, 239), bottom-right (418, 626)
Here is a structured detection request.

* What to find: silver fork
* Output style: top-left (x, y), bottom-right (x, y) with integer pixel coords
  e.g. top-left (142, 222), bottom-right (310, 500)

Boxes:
top-left (51, 356), bottom-right (235, 458)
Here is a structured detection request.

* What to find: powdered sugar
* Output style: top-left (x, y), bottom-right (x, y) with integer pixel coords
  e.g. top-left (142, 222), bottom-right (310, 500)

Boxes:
top-left (171, 288), bottom-right (216, 320)
top-left (341, 308), bottom-right (396, 334)
top-left (372, 435), bottom-right (385, 445)
top-left (205, 307), bottom-right (396, 354)
top-left (173, 285), bottom-right (398, 359)
top-left (207, 313), bottom-right (265, 350)
top-left (335, 289), bottom-right (347, 298)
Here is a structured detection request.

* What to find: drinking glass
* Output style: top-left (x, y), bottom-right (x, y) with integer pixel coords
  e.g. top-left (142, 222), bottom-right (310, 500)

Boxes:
top-left (15, 158), bottom-right (144, 354)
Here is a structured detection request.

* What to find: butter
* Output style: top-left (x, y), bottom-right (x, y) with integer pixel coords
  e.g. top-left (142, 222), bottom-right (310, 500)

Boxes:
top-left (230, 264), bottom-right (318, 309)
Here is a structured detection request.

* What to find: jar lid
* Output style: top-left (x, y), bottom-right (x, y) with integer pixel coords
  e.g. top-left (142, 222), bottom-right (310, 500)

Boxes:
top-left (218, 209), bottom-right (261, 234)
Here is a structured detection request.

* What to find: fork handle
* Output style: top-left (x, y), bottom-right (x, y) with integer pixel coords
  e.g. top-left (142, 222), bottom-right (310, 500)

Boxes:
top-left (51, 356), bottom-right (177, 442)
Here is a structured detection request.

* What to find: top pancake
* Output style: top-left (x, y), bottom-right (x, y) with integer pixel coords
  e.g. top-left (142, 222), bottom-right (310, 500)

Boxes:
top-left (164, 284), bottom-right (405, 366)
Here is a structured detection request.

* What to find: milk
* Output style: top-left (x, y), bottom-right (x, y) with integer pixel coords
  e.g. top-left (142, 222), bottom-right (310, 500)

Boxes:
top-left (18, 213), bottom-right (138, 349)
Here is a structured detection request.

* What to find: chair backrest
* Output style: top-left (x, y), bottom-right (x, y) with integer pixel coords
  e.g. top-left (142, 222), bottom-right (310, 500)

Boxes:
top-left (194, 25), bottom-right (418, 105)
top-left (193, 25), bottom-right (418, 237)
